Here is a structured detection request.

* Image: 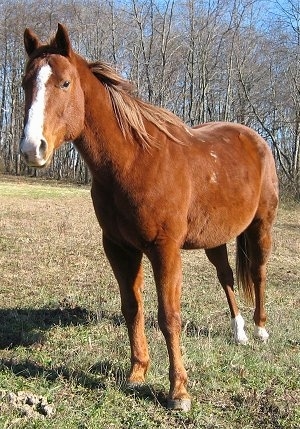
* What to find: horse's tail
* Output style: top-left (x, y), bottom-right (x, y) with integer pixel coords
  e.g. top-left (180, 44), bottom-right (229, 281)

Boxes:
top-left (236, 232), bottom-right (255, 305)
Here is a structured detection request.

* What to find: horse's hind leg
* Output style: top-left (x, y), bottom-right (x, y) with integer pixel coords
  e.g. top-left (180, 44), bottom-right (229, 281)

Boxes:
top-left (245, 219), bottom-right (274, 342)
top-left (205, 245), bottom-right (248, 344)
top-left (102, 235), bottom-right (150, 384)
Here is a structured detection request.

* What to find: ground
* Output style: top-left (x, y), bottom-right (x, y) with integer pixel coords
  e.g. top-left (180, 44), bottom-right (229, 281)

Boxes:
top-left (0, 175), bottom-right (299, 428)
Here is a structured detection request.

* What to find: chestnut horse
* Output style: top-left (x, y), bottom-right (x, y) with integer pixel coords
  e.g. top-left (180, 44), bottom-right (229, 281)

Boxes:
top-left (20, 24), bottom-right (278, 411)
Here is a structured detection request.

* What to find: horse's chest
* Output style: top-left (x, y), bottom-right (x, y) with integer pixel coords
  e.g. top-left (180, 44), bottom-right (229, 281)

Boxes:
top-left (91, 186), bottom-right (159, 248)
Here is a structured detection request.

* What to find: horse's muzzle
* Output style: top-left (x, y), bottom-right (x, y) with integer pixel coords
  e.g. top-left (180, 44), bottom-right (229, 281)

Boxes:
top-left (20, 136), bottom-right (49, 168)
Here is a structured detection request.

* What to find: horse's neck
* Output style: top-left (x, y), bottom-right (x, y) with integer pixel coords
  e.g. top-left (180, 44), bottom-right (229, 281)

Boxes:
top-left (75, 65), bottom-right (136, 179)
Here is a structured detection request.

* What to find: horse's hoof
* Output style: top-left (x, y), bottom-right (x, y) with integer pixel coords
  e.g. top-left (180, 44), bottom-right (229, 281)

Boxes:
top-left (234, 333), bottom-right (249, 345)
top-left (126, 381), bottom-right (145, 389)
top-left (167, 398), bottom-right (191, 412)
top-left (254, 326), bottom-right (269, 342)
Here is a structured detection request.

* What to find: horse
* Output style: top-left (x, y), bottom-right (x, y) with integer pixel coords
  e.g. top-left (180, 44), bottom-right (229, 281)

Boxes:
top-left (20, 24), bottom-right (278, 411)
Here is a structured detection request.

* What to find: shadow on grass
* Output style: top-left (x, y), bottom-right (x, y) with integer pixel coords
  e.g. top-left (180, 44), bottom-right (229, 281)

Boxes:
top-left (0, 306), bottom-right (137, 349)
top-left (0, 304), bottom-right (214, 350)
top-left (0, 305), bottom-right (213, 408)
top-left (89, 361), bottom-right (167, 407)
top-left (0, 357), bottom-right (105, 389)
top-left (0, 357), bottom-right (167, 407)
top-left (0, 306), bottom-right (168, 406)
top-left (0, 305), bottom-right (95, 349)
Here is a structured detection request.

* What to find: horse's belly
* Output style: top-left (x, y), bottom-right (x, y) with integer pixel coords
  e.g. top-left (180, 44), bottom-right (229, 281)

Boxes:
top-left (183, 205), bottom-right (256, 249)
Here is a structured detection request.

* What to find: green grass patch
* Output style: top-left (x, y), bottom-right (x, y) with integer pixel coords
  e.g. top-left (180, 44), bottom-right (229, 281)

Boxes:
top-left (0, 176), bottom-right (89, 199)
top-left (0, 175), bottom-right (299, 428)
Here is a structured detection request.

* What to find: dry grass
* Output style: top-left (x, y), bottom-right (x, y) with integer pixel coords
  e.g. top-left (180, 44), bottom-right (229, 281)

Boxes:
top-left (0, 175), bottom-right (299, 428)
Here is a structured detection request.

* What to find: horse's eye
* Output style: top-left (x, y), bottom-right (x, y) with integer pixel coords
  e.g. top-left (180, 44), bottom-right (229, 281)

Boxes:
top-left (61, 81), bottom-right (70, 89)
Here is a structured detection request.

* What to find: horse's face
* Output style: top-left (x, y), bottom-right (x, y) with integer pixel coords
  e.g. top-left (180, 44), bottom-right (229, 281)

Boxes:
top-left (20, 24), bottom-right (84, 168)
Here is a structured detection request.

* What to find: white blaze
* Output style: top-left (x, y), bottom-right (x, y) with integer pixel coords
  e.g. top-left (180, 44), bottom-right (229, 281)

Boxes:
top-left (21, 64), bottom-right (52, 161)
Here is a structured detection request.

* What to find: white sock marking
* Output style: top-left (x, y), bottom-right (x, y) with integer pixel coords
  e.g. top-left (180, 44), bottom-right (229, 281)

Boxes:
top-left (254, 325), bottom-right (269, 342)
top-left (231, 314), bottom-right (248, 345)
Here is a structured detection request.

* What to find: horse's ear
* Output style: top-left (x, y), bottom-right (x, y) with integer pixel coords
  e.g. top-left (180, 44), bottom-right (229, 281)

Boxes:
top-left (24, 28), bottom-right (41, 56)
top-left (54, 23), bottom-right (72, 57)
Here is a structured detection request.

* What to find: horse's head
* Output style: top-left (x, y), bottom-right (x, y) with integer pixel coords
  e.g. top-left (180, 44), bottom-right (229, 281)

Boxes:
top-left (20, 24), bottom-right (84, 168)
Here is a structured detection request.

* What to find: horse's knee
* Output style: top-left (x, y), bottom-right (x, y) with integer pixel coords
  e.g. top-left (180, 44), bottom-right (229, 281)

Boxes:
top-left (158, 309), bottom-right (181, 337)
top-left (121, 300), bottom-right (141, 324)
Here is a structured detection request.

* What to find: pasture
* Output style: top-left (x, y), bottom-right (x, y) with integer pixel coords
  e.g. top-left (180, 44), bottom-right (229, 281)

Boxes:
top-left (0, 175), bottom-right (299, 428)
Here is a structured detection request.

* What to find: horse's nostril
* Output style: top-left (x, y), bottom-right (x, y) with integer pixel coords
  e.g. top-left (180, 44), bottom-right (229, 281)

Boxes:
top-left (39, 139), bottom-right (47, 157)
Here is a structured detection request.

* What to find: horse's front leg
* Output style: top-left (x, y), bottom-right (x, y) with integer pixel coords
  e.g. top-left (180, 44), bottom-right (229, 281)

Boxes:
top-left (147, 242), bottom-right (191, 411)
top-left (103, 235), bottom-right (149, 384)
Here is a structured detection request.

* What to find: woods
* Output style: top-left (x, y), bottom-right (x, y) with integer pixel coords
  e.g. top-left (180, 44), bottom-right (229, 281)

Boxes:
top-left (0, 0), bottom-right (299, 199)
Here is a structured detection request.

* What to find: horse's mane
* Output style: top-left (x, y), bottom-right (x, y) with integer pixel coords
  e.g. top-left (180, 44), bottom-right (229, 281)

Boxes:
top-left (89, 61), bottom-right (190, 148)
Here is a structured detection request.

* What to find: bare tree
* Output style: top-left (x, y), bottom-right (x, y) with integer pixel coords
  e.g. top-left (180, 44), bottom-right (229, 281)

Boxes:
top-left (0, 0), bottom-right (298, 198)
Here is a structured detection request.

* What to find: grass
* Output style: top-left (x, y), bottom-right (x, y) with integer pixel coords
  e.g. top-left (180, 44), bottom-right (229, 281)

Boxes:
top-left (0, 174), bottom-right (299, 428)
